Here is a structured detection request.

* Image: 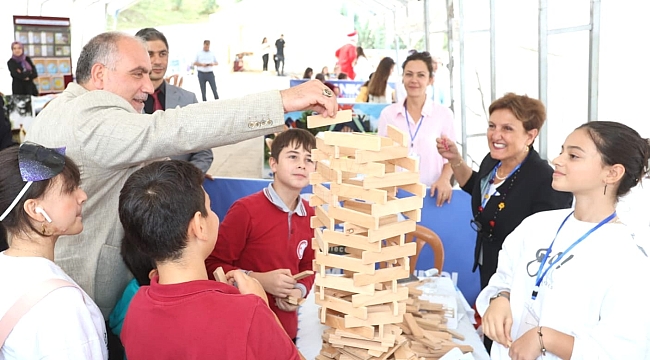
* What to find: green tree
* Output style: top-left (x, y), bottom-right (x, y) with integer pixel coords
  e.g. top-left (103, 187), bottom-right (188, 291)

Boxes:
top-left (390, 36), bottom-right (408, 50)
top-left (200, 0), bottom-right (218, 14)
top-left (358, 19), bottom-right (375, 49)
top-left (173, 0), bottom-right (183, 10)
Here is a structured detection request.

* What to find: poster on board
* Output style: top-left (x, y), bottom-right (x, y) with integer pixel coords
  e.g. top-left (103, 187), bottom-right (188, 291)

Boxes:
top-left (14, 16), bottom-right (72, 95)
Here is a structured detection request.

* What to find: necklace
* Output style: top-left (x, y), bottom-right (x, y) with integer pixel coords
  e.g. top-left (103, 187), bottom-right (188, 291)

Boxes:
top-left (494, 168), bottom-right (508, 180)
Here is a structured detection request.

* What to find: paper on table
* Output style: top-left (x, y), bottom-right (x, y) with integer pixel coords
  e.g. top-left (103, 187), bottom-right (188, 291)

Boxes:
top-left (439, 347), bottom-right (476, 360)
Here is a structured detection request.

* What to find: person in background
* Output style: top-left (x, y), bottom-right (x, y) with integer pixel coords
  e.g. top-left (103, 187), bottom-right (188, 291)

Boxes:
top-left (332, 64), bottom-right (341, 79)
top-left (378, 52), bottom-right (453, 202)
top-left (436, 92), bottom-right (573, 351)
top-left (367, 57), bottom-right (395, 103)
top-left (261, 37), bottom-right (270, 72)
top-left (355, 72), bottom-right (373, 103)
top-left (478, 121), bottom-right (650, 359)
top-left (335, 31), bottom-right (358, 80)
top-left (429, 55), bottom-right (449, 106)
top-left (315, 73), bottom-right (325, 82)
top-left (193, 40), bottom-right (219, 101)
top-left (119, 160), bottom-right (301, 359)
top-left (354, 46), bottom-right (372, 81)
top-left (275, 34), bottom-right (286, 76)
top-left (7, 42), bottom-right (38, 96)
top-left (135, 28), bottom-right (214, 175)
top-left (337, 73), bottom-right (349, 80)
top-left (320, 66), bottom-right (329, 78)
top-left (302, 67), bottom-right (313, 79)
top-left (0, 143), bottom-right (107, 359)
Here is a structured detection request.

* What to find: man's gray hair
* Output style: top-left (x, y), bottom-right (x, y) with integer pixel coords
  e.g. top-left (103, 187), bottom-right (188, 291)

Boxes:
top-left (75, 32), bottom-right (145, 84)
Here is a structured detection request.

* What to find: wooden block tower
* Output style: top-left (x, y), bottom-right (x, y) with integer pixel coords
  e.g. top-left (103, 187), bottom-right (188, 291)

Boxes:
top-left (307, 114), bottom-right (427, 360)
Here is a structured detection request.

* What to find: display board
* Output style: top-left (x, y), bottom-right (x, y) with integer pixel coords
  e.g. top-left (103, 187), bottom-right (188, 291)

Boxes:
top-left (13, 16), bottom-right (72, 94)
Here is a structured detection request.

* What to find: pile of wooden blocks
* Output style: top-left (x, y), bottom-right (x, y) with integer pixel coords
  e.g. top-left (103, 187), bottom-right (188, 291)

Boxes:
top-left (307, 112), bottom-right (472, 360)
top-left (397, 281), bottom-right (473, 359)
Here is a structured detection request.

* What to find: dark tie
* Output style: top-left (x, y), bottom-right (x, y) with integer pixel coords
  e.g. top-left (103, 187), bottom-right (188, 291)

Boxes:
top-left (153, 89), bottom-right (163, 111)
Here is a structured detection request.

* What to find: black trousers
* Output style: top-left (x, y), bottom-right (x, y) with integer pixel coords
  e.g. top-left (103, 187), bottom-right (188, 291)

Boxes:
top-left (262, 54), bottom-right (269, 71)
top-left (197, 71), bottom-right (219, 101)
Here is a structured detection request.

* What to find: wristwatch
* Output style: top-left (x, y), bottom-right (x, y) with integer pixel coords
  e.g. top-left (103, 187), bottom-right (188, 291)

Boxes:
top-left (489, 292), bottom-right (510, 302)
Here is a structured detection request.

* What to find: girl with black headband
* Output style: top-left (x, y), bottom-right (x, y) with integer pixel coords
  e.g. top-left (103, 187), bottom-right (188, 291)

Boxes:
top-left (0, 143), bottom-right (107, 359)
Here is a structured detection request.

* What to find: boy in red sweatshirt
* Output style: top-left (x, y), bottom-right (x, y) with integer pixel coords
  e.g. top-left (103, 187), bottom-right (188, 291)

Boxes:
top-left (206, 128), bottom-right (316, 342)
top-left (119, 160), bottom-right (299, 360)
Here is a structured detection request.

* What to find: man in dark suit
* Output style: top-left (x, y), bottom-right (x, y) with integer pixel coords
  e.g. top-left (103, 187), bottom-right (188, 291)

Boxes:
top-left (136, 28), bottom-right (214, 174)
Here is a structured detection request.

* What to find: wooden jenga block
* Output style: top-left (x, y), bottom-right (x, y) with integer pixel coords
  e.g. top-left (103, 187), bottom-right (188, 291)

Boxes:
top-left (328, 205), bottom-right (379, 230)
top-left (354, 146), bottom-right (409, 164)
top-left (353, 266), bottom-right (410, 287)
top-left (321, 229), bottom-right (381, 253)
top-left (403, 208), bottom-right (421, 222)
top-left (315, 251), bottom-right (375, 275)
top-left (293, 270), bottom-right (314, 281)
top-left (311, 148), bottom-right (330, 162)
top-left (362, 172), bottom-right (421, 189)
top-left (309, 171), bottom-right (327, 185)
top-left (386, 156), bottom-right (420, 172)
top-left (286, 296), bottom-right (306, 306)
top-left (386, 124), bottom-right (409, 147)
top-left (370, 196), bottom-right (423, 217)
top-left (363, 219), bottom-right (416, 243)
top-left (319, 345), bottom-right (339, 358)
top-left (361, 242), bottom-right (416, 265)
top-left (403, 313), bottom-right (424, 339)
top-left (323, 131), bottom-right (392, 151)
top-left (321, 309), bottom-right (375, 338)
top-left (316, 292), bottom-right (368, 320)
top-left (315, 205), bottom-right (336, 230)
top-left (213, 267), bottom-right (227, 283)
top-left (351, 286), bottom-right (409, 307)
top-left (330, 182), bottom-right (388, 204)
top-left (313, 183), bottom-right (339, 207)
top-left (345, 307), bottom-right (404, 328)
top-left (334, 329), bottom-right (397, 346)
top-left (315, 274), bottom-right (375, 296)
top-left (307, 109), bottom-right (353, 128)
top-left (398, 183), bottom-right (427, 198)
top-left (317, 160), bottom-right (343, 184)
top-left (328, 158), bottom-right (386, 177)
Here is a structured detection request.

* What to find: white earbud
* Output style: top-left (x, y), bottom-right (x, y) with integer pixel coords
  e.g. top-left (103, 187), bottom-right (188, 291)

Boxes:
top-left (35, 207), bottom-right (52, 223)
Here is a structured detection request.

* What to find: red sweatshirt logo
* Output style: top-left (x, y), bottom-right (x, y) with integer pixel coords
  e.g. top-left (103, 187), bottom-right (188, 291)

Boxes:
top-left (297, 240), bottom-right (308, 260)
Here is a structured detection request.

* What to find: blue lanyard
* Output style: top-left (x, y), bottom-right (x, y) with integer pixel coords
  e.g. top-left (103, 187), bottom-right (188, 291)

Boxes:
top-left (531, 210), bottom-right (617, 300)
top-left (479, 162), bottom-right (522, 209)
top-left (404, 106), bottom-right (424, 148)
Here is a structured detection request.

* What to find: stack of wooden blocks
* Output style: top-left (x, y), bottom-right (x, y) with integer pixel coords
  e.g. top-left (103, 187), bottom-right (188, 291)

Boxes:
top-left (307, 112), bottom-right (422, 360)
top-left (307, 112), bottom-right (472, 360)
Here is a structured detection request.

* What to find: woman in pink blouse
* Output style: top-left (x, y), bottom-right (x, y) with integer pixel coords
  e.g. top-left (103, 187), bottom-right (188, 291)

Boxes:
top-left (377, 51), bottom-right (455, 206)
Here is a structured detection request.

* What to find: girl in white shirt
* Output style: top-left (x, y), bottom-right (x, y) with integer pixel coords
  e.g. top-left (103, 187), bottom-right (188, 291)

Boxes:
top-left (0, 143), bottom-right (108, 359)
top-left (478, 121), bottom-right (650, 360)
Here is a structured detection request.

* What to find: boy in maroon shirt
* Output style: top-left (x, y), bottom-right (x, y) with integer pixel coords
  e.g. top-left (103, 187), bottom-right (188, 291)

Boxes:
top-left (118, 160), bottom-right (299, 360)
top-left (206, 128), bottom-right (317, 341)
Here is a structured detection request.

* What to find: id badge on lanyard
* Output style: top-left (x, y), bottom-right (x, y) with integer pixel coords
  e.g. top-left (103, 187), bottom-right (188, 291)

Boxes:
top-left (409, 149), bottom-right (420, 162)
